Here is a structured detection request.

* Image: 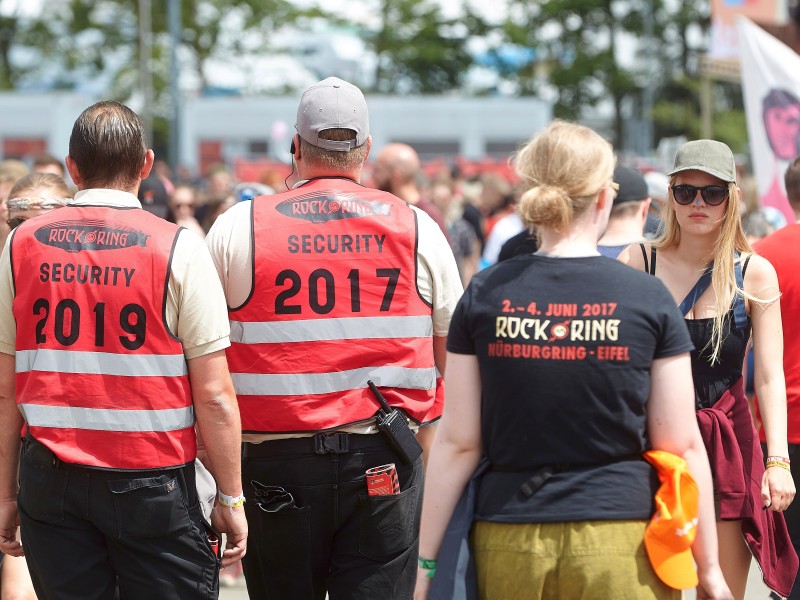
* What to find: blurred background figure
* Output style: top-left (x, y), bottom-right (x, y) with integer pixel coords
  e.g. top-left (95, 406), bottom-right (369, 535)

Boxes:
top-left (372, 142), bottom-right (450, 241)
top-left (137, 170), bottom-right (170, 219)
top-left (168, 184), bottom-right (206, 238)
top-left (643, 170), bottom-right (669, 238)
top-left (429, 179), bottom-right (480, 286)
top-left (478, 172), bottom-right (520, 267)
top-left (205, 163), bottom-right (236, 197)
top-left (0, 159), bottom-right (30, 250)
top-left (202, 193), bottom-right (236, 233)
top-left (154, 159), bottom-right (175, 196)
top-left (597, 165), bottom-right (651, 258)
top-left (234, 181), bottom-right (273, 202)
top-left (32, 154), bottom-right (66, 179)
top-left (742, 209), bottom-right (779, 246)
top-left (6, 172), bottom-right (70, 229)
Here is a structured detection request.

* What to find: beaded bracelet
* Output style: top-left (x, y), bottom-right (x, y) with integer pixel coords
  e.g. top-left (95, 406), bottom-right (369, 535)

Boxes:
top-left (418, 556), bottom-right (438, 578)
top-left (765, 460), bottom-right (791, 472)
top-left (217, 491), bottom-right (246, 508)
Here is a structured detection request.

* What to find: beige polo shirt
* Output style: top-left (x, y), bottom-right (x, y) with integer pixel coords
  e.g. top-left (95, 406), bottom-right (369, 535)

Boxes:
top-left (0, 189), bottom-right (230, 359)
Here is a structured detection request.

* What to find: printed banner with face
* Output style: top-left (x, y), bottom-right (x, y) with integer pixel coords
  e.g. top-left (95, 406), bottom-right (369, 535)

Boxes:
top-left (711, 0), bottom-right (787, 59)
top-left (737, 16), bottom-right (800, 223)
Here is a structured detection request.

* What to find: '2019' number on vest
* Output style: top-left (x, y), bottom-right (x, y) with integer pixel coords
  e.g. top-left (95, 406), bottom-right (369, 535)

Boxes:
top-left (275, 268), bottom-right (400, 315)
top-left (33, 299), bottom-right (146, 350)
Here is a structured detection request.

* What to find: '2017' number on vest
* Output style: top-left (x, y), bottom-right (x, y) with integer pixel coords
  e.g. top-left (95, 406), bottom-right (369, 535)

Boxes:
top-left (33, 298), bottom-right (146, 350)
top-left (275, 268), bottom-right (400, 315)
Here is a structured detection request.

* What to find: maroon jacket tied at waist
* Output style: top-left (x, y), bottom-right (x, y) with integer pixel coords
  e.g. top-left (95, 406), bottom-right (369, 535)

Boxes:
top-left (696, 378), bottom-right (798, 597)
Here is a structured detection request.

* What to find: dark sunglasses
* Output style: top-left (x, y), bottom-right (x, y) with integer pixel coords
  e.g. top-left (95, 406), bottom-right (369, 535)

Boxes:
top-left (6, 216), bottom-right (27, 229)
top-left (671, 184), bottom-right (729, 206)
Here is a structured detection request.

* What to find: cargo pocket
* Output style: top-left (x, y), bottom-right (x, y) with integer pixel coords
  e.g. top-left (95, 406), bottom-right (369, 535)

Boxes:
top-left (357, 484), bottom-right (419, 561)
top-left (18, 450), bottom-right (68, 524)
top-left (108, 474), bottom-right (191, 539)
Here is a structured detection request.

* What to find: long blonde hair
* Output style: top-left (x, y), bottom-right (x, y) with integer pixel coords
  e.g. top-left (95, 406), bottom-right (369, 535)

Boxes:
top-left (514, 120), bottom-right (615, 231)
top-left (655, 176), bottom-right (754, 363)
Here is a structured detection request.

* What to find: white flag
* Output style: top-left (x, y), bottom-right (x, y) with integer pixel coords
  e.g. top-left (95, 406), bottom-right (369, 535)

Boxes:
top-left (737, 16), bottom-right (800, 223)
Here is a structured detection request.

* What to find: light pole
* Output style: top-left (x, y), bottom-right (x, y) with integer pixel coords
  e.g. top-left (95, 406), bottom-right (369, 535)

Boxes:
top-left (168, 0), bottom-right (181, 170)
top-left (138, 0), bottom-right (153, 146)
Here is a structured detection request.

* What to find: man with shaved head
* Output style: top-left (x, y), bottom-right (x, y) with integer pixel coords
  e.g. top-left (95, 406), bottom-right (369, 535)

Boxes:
top-left (372, 143), bottom-right (450, 240)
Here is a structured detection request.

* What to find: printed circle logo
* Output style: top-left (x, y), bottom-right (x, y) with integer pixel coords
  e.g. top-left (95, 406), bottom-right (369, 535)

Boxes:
top-left (84, 231), bottom-right (97, 242)
top-left (328, 200), bottom-right (341, 212)
top-left (550, 322), bottom-right (569, 340)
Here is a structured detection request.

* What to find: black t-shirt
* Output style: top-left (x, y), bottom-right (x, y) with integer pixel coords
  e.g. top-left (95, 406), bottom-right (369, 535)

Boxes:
top-left (448, 254), bottom-right (693, 522)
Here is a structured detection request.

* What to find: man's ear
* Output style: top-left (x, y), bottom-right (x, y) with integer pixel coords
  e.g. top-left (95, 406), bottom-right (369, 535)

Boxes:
top-left (139, 149), bottom-right (155, 180)
top-left (363, 136), bottom-right (372, 162)
top-left (65, 156), bottom-right (83, 188)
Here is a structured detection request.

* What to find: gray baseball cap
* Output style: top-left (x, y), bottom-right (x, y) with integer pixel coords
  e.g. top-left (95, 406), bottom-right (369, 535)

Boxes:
top-left (669, 139), bottom-right (736, 183)
top-left (295, 77), bottom-right (369, 152)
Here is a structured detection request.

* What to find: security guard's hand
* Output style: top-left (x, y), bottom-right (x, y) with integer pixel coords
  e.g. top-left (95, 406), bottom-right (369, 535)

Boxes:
top-left (0, 499), bottom-right (23, 557)
top-left (211, 503), bottom-right (248, 568)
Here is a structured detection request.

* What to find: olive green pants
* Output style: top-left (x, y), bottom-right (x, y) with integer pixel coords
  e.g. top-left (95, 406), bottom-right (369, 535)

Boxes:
top-left (472, 520), bottom-right (681, 600)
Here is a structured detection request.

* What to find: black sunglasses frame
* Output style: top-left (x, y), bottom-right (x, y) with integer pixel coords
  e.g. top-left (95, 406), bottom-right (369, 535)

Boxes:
top-left (671, 184), bottom-right (729, 207)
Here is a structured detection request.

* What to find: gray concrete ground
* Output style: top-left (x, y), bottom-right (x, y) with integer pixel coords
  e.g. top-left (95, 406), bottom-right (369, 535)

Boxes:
top-left (219, 558), bottom-right (775, 599)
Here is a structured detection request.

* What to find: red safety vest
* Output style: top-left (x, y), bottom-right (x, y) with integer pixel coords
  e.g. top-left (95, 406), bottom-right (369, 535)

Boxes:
top-left (226, 178), bottom-right (440, 433)
top-left (12, 206), bottom-right (196, 469)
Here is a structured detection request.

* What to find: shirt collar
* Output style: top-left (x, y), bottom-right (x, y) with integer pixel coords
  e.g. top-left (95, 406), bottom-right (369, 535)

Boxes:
top-left (71, 189), bottom-right (142, 208)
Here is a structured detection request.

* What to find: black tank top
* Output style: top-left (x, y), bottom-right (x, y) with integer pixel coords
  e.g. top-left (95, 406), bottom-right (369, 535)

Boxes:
top-left (642, 245), bottom-right (752, 409)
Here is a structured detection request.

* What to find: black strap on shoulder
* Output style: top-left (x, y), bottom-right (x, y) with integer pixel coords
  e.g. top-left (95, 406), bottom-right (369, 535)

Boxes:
top-left (639, 243), bottom-right (657, 275)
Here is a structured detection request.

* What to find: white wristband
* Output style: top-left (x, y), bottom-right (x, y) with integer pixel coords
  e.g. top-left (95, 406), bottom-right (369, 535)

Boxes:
top-left (217, 491), bottom-right (246, 508)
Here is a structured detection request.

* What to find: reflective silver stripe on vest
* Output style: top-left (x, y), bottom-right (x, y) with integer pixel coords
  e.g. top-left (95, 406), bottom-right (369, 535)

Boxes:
top-left (230, 315), bottom-right (433, 344)
top-left (16, 349), bottom-right (188, 377)
top-left (19, 404), bottom-right (195, 432)
top-left (232, 365), bottom-right (436, 396)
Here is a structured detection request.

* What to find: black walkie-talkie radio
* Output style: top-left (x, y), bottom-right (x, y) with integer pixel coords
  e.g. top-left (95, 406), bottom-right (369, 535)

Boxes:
top-left (367, 380), bottom-right (423, 464)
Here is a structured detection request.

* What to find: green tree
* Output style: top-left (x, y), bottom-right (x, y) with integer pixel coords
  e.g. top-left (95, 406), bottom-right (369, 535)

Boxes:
top-left (497, 0), bottom-right (642, 145)
top-left (369, 0), bottom-right (479, 94)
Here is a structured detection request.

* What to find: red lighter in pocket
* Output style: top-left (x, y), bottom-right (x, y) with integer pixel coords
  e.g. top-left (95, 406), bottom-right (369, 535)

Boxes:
top-left (207, 532), bottom-right (220, 557)
top-left (366, 463), bottom-right (400, 496)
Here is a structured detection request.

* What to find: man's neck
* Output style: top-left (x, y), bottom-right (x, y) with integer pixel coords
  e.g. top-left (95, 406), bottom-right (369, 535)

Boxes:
top-left (393, 183), bottom-right (420, 205)
top-left (597, 218), bottom-right (645, 246)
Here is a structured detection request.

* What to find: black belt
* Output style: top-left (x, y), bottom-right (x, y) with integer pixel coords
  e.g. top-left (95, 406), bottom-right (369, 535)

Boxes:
top-left (243, 432), bottom-right (388, 458)
top-left (23, 435), bottom-right (194, 481)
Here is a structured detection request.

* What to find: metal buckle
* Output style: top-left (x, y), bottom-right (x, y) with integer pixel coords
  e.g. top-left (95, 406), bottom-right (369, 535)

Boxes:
top-left (314, 432), bottom-right (350, 455)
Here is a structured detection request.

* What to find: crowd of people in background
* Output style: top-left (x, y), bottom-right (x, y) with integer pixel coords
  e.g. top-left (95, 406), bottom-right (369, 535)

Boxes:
top-left (0, 93), bottom-right (798, 599)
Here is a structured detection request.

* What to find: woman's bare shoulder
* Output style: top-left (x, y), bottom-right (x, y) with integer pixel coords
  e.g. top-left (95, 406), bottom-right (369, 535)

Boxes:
top-left (617, 242), bottom-right (650, 271)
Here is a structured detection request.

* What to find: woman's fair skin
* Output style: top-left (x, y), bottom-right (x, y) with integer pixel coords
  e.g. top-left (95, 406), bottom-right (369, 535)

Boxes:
top-left (415, 176), bottom-right (732, 600)
top-left (619, 169), bottom-right (794, 599)
top-left (169, 185), bottom-right (205, 238)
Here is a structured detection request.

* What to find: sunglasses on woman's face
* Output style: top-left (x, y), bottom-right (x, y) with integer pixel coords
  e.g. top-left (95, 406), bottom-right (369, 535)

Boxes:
top-left (671, 184), bottom-right (729, 206)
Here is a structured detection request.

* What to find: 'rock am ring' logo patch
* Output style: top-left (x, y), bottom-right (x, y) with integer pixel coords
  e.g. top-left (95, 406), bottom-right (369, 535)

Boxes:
top-left (276, 192), bottom-right (392, 223)
top-left (34, 220), bottom-right (149, 253)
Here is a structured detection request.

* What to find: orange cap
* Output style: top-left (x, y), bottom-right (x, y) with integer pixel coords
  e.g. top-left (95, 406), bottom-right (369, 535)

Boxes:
top-left (642, 450), bottom-right (699, 590)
